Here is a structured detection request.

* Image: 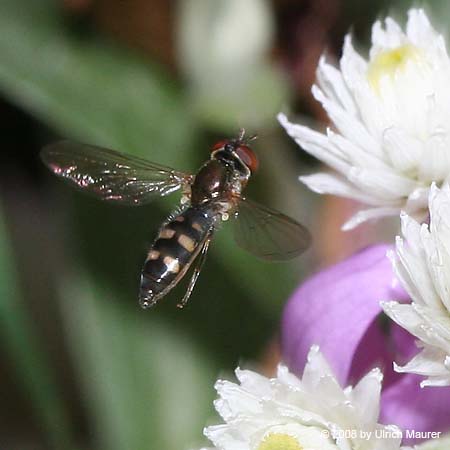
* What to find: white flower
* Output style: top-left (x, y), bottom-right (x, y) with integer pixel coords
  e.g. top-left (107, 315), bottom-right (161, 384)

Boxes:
top-left (381, 183), bottom-right (450, 387)
top-left (177, 0), bottom-right (283, 129)
top-left (178, 0), bottom-right (273, 83)
top-left (279, 9), bottom-right (450, 230)
top-left (201, 346), bottom-right (402, 450)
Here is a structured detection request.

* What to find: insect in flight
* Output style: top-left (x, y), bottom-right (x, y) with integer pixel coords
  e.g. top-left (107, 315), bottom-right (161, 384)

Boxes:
top-left (41, 130), bottom-right (311, 309)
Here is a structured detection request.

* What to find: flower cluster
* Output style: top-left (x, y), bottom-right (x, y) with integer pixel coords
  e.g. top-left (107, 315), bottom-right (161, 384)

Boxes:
top-left (382, 184), bottom-right (450, 387)
top-left (278, 7), bottom-right (450, 394)
top-left (281, 243), bottom-right (450, 444)
top-left (279, 9), bottom-right (450, 230)
top-left (198, 8), bottom-right (450, 450)
top-left (202, 347), bottom-right (402, 450)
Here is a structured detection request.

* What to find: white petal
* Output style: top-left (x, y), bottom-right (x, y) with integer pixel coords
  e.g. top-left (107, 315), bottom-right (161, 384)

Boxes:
top-left (393, 227), bottom-right (440, 308)
top-left (276, 364), bottom-right (302, 389)
top-left (385, 17), bottom-right (406, 42)
top-left (316, 56), bottom-right (357, 115)
top-left (381, 301), bottom-right (426, 340)
top-left (213, 389), bottom-right (260, 421)
top-left (405, 187), bottom-right (430, 216)
top-left (381, 301), bottom-right (449, 350)
top-left (429, 183), bottom-right (450, 238)
top-left (340, 34), bottom-right (368, 93)
top-left (311, 86), bottom-right (382, 159)
top-left (302, 345), bottom-right (335, 386)
top-left (418, 134), bottom-right (450, 182)
top-left (393, 345), bottom-right (449, 378)
top-left (327, 129), bottom-right (391, 171)
top-left (342, 206), bottom-right (400, 231)
top-left (371, 425), bottom-right (403, 450)
top-left (390, 236), bottom-right (420, 303)
top-left (235, 368), bottom-right (272, 395)
top-left (277, 113), bottom-right (351, 174)
top-left (399, 212), bottom-right (422, 249)
top-left (382, 126), bottom-right (424, 173)
top-left (370, 17), bottom-right (405, 56)
top-left (406, 9), bottom-right (435, 46)
top-left (420, 375), bottom-right (450, 387)
top-left (347, 167), bottom-right (418, 199)
top-left (351, 368), bottom-right (382, 425)
top-left (204, 424), bottom-right (249, 450)
top-left (412, 303), bottom-right (450, 345)
top-left (301, 347), bottom-right (349, 407)
top-left (299, 172), bottom-right (383, 205)
top-left (418, 210), bottom-right (450, 311)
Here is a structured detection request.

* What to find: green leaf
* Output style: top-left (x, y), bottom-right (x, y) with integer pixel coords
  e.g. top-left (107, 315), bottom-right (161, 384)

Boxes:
top-left (0, 202), bottom-right (75, 449)
top-left (61, 275), bottom-right (215, 450)
top-left (0, 0), bottom-right (195, 168)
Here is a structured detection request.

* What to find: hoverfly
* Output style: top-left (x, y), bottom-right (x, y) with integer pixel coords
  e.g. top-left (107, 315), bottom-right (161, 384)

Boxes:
top-left (41, 130), bottom-right (311, 309)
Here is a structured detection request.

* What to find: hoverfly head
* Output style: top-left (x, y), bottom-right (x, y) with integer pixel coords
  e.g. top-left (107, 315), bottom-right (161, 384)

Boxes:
top-left (210, 129), bottom-right (259, 177)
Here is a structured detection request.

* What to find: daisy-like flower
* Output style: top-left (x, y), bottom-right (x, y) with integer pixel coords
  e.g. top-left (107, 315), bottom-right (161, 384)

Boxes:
top-left (382, 183), bottom-right (450, 387)
top-left (279, 9), bottom-right (450, 230)
top-left (281, 245), bottom-right (450, 442)
top-left (201, 346), bottom-right (402, 450)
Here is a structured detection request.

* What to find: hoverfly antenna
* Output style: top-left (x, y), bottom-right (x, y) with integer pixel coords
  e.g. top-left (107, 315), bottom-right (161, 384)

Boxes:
top-left (237, 128), bottom-right (246, 141)
top-left (236, 128), bottom-right (257, 144)
top-left (245, 134), bottom-right (258, 143)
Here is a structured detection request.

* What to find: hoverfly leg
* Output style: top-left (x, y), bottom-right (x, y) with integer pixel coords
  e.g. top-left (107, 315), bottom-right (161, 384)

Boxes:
top-left (177, 234), bottom-right (212, 309)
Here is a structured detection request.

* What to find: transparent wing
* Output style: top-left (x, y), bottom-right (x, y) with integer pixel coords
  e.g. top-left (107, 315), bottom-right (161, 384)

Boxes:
top-left (41, 141), bottom-right (192, 205)
top-left (233, 197), bottom-right (311, 261)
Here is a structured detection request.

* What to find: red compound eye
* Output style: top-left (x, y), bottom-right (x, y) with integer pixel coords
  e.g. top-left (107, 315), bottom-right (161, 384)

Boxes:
top-left (236, 145), bottom-right (259, 173)
top-left (210, 139), bottom-right (229, 152)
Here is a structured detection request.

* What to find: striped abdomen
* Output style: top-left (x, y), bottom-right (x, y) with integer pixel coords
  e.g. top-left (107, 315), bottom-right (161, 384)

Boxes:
top-left (139, 207), bottom-right (214, 308)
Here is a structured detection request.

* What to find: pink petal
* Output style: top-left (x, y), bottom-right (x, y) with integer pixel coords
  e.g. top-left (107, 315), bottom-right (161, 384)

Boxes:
top-left (281, 245), bottom-right (408, 385)
top-left (381, 373), bottom-right (450, 444)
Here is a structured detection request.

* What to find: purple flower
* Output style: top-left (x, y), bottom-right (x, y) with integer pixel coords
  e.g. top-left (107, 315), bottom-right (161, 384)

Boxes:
top-left (282, 245), bottom-right (450, 443)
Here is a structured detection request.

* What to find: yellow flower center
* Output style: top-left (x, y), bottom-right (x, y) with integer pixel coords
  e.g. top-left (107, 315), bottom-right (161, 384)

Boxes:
top-left (367, 44), bottom-right (422, 92)
top-left (257, 433), bottom-right (303, 450)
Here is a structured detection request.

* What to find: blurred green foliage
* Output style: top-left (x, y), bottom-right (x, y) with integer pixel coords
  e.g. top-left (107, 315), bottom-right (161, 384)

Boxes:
top-left (0, 203), bottom-right (74, 449)
top-left (62, 276), bottom-right (214, 450)
top-left (0, 0), bottom-right (194, 167)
